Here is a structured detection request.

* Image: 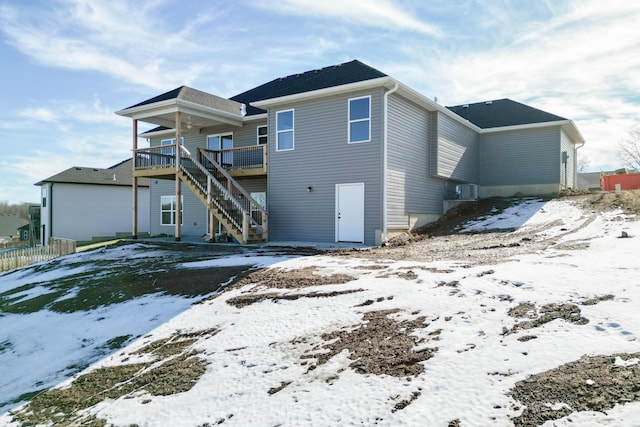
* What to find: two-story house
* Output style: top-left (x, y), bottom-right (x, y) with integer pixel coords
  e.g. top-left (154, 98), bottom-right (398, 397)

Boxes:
top-left (116, 60), bottom-right (584, 246)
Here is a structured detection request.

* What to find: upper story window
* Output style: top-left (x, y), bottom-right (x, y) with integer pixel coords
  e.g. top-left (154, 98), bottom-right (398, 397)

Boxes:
top-left (257, 125), bottom-right (268, 145)
top-left (348, 96), bottom-right (371, 143)
top-left (276, 109), bottom-right (294, 151)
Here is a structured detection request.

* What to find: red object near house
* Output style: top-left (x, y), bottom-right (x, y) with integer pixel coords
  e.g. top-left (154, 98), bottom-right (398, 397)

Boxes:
top-left (600, 173), bottom-right (640, 191)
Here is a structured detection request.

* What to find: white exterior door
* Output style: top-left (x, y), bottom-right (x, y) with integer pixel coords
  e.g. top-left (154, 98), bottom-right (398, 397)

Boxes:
top-left (336, 183), bottom-right (365, 243)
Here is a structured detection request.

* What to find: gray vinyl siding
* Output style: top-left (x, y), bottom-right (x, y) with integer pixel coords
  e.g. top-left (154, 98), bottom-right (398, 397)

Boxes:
top-left (201, 120), bottom-right (267, 148)
top-left (149, 178), bottom-right (207, 237)
top-left (267, 89), bottom-right (383, 245)
top-left (428, 112), bottom-right (438, 176)
top-left (479, 127), bottom-right (561, 186)
top-left (435, 113), bottom-right (479, 183)
top-left (560, 129), bottom-right (576, 188)
top-left (386, 94), bottom-right (444, 229)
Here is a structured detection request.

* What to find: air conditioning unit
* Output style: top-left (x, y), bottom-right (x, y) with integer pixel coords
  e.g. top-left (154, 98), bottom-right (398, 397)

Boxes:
top-left (457, 184), bottom-right (478, 200)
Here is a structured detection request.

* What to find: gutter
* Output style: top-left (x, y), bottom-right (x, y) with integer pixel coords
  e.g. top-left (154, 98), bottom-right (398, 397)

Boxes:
top-left (382, 82), bottom-right (399, 244)
top-left (575, 141), bottom-right (586, 187)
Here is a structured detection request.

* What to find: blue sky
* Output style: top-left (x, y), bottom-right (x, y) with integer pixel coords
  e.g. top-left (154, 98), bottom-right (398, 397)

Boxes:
top-left (1, 0), bottom-right (639, 204)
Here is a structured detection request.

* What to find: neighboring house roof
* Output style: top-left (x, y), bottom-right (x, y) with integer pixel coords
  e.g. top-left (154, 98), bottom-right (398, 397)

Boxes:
top-left (446, 99), bottom-right (567, 129)
top-left (35, 159), bottom-right (149, 187)
top-left (0, 214), bottom-right (28, 238)
top-left (230, 59), bottom-right (388, 116)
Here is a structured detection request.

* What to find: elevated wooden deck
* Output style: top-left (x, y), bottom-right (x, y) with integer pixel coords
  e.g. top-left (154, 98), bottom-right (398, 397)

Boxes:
top-left (133, 145), bottom-right (267, 179)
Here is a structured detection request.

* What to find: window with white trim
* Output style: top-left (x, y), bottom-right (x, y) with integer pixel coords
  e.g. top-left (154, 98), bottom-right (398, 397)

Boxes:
top-left (160, 195), bottom-right (183, 226)
top-left (257, 125), bottom-right (268, 145)
top-left (348, 96), bottom-right (371, 143)
top-left (160, 137), bottom-right (184, 155)
top-left (276, 109), bottom-right (294, 151)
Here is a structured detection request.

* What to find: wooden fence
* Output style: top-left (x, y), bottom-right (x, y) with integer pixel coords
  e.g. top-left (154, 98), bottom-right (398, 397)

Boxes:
top-left (0, 238), bottom-right (76, 273)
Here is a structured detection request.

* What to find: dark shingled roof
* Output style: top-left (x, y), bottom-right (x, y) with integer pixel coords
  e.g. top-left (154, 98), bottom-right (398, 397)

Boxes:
top-left (446, 99), bottom-right (567, 129)
top-left (123, 60), bottom-right (387, 118)
top-left (127, 86), bottom-right (184, 109)
top-left (141, 126), bottom-right (171, 135)
top-left (123, 86), bottom-right (243, 116)
top-left (230, 59), bottom-right (388, 116)
top-left (35, 159), bottom-right (149, 187)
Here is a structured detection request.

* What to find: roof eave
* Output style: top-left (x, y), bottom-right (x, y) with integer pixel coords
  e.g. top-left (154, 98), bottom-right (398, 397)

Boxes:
top-left (242, 112), bottom-right (268, 121)
top-left (139, 127), bottom-right (180, 138)
top-left (561, 120), bottom-right (586, 144)
top-left (250, 77), bottom-right (395, 108)
top-left (479, 119), bottom-right (586, 144)
top-left (394, 82), bottom-right (484, 132)
top-left (116, 99), bottom-right (244, 127)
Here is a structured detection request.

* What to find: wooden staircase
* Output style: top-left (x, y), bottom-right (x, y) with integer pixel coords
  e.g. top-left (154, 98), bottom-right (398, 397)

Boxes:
top-left (177, 147), bottom-right (267, 244)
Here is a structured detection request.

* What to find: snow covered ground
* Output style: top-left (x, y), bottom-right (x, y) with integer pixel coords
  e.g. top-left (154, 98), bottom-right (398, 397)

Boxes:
top-left (1, 197), bottom-right (639, 426)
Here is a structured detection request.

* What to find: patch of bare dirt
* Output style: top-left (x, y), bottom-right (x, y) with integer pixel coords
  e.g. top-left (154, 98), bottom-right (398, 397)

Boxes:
top-left (10, 328), bottom-right (218, 426)
top-left (580, 294), bottom-right (615, 306)
top-left (581, 189), bottom-right (640, 214)
top-left (508, 303), bottom-right (589, 334)
top-left (231, 266), bottom-right (355, 290)
top-left (226, 288), bottom-right (364, 308)
top-left (301, 309), bottom-right (436, 378)
top-left (510, 352), bottom-right (640, 426)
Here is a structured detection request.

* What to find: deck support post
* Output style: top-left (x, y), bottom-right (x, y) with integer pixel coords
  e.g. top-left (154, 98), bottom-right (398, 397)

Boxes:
top-left (207, 177), bottom-right (216, 240)
top-left (175, 112), bottom-right (182, 242)
top-left (242, 212), bottom-right (249, 244)
top-left (132, 119), bottom-right (138, 239)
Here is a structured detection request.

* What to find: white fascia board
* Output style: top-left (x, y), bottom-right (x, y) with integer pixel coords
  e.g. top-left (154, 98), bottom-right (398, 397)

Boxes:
top-left (242, 113), bottom-right (268, 121)
top-left (394, 82), bottom-right (483, 132)
top-left (250, 77), bottom-right (395, 108)
top-left (562, 120), bottom-right (586, 144)
top-left (249, 76), bottom-right (482, 133)
top-left (480, 120), bottom-right (586, 144)
top-left (115, 99), bottom-right (176, 117)
top-left (116, 100), bottom-right (243, 127)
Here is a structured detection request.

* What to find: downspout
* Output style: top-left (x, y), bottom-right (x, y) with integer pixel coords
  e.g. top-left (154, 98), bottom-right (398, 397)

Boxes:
top-left (575, 141), bottom-right (585, 189)
top-left (48, 183), bottom-right (53, 245)
top-left (382, 82), bottom-right (399, 244)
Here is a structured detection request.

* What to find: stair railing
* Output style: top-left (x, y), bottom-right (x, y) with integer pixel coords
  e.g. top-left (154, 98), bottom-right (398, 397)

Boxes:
top-left (178, 146), bottom-right (245, 232)
top-left (198, 148), bottom-right (268, 240)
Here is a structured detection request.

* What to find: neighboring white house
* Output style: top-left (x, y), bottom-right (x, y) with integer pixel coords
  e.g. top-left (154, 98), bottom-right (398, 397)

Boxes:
top-left (35, 159), bottom-right (150, 243)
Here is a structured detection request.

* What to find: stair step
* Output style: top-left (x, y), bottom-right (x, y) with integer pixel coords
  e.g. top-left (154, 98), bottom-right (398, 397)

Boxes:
top-left (179, 160), bottom-right (265, 244)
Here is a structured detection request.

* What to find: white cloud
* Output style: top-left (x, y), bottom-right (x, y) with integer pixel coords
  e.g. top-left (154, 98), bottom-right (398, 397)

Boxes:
top-left (257, 0), bottom-right (441, 37)
top-left (18, 108), bottom-right (58, 123)
top-left (16, 96), bottom-right (132, 128)
top-left (0, 1), bottom-right (215, 90)
top-left (390, 0), bottom-right (640, 171)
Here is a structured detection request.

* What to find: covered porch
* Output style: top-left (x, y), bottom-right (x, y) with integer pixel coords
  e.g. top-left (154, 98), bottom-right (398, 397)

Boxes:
top-left (116, 86), bottom-right (268, 243)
